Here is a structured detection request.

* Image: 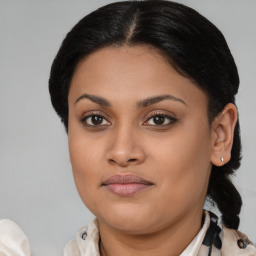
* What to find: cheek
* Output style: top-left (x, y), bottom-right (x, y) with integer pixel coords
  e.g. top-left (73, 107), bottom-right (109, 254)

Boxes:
top-left (68, 127), bottom-right (105, 205)
top-left (69, 139), bottom-right (102, 171)
top-left (68, 113), bottom-right (105, 174)
top-left (151, 122), bottom-right (212, 204)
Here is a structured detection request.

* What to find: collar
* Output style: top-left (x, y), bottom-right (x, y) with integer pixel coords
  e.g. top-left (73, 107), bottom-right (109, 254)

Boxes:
top-left (181, 211), bottom-right (211, 256)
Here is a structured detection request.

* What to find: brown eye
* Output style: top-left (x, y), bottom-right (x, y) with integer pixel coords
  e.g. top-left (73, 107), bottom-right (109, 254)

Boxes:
top-left (153, 115), bottom-right (165, 125)
top-left (145, 114), bottom-right (177, 126)
top-left (82, 114), bottom-right (111, 127)
top-left (91, 115), bottom-right (103, 125)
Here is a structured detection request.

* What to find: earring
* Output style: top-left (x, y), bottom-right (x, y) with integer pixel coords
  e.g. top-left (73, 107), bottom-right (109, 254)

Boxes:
top-left (220, 157), bottom-right (224, 162)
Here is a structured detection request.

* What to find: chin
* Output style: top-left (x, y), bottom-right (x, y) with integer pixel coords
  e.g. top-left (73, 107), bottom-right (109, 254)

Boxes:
top-left (95, 203), bottom-right (162, 234)
top-left (108, 217), bottom-right (154, 234)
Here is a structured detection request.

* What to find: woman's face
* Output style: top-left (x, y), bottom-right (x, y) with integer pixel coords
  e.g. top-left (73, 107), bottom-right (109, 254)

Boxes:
top-left (68, 45), bottom-right (214, 234)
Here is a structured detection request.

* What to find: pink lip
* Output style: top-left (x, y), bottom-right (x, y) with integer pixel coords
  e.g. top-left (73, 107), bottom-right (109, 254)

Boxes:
top-left (102, 174), bottom-right (153, 196)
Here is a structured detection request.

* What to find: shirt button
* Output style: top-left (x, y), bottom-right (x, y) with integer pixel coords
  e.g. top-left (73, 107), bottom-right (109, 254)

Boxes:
top-left (80, 231), bottom-right (87, 240)
top-left (237, 239), bottom-right (247, 249)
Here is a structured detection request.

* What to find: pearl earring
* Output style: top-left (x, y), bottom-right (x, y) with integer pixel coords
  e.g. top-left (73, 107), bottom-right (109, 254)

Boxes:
top-left (220, 157), bottom-right (224, 162)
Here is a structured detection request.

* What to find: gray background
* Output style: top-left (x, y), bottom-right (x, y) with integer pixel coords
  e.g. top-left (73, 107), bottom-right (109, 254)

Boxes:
top-left (1, 0), bottom-right (255, 255)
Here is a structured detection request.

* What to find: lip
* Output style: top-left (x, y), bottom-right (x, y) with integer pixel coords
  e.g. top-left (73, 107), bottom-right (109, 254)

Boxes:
top-left (102, 174), bottom-right (153, 185)
top-left (102, 174), bottom-right (154, 196)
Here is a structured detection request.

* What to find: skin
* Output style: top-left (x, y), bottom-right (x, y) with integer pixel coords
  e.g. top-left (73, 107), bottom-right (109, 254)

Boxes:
top-left (68, 45), bottom-right (237, 256)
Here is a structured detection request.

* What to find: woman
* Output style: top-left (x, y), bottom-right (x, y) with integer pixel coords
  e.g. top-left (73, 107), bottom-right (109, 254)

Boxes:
top-left (48, 0), bottom-right (255, 255)
top-left (0, 1), bottom-right (254, 255)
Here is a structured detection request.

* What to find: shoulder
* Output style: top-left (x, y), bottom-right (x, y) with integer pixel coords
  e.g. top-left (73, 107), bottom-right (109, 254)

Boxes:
top-left (222, 225), bottom-right (256, 256)
top-left (0, 219), bottom-right (30, 256)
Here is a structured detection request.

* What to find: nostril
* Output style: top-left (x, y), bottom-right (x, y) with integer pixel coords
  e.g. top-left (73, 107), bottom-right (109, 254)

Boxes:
top-left (108, 158), bottom-right (138, 167)
top-left (128, 158), bottom-right (137, 162)
top-left (109, 159), bottom-right (116, 165)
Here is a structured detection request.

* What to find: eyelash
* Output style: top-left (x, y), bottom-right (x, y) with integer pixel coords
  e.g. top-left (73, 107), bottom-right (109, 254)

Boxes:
top-left (145, 112), bottom-right (177, 127)
top-left (81, 111), bottom-right (177, 128)
top-left (81, 112), bottom-right (110, 127)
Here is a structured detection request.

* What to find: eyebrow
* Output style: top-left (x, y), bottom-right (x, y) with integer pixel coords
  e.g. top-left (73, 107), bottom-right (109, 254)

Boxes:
top-left (74, 94), bottom-right (111, 107)
top-left (137, 94), bottom-right (187, 108)
top-left (74, 93), bottom-right (187, 108)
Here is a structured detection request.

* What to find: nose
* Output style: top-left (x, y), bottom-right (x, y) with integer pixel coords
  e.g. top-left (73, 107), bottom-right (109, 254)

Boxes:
top-left (106, 126), bottom-right (146, 167)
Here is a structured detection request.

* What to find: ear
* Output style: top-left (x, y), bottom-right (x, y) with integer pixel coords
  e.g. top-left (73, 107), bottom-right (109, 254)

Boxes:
top-left (210, 103), bottom-right (238, 166)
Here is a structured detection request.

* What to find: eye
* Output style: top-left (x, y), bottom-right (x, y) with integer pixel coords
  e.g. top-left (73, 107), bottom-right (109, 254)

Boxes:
top-left (81, 114), bottom-right (111, 127)
top-left (144, 113), bottom-right (177, 126)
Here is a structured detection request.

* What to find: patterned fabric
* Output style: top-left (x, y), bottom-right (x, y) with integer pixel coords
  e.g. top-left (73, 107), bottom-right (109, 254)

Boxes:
top-left (1, 213), bottom-right (255, 255)
top-left (64, 210), bottom-right (256, 256)
top-left (181, 211), bottom-right (210, 255)
top-left (198, 211), bottom-right (222, 256)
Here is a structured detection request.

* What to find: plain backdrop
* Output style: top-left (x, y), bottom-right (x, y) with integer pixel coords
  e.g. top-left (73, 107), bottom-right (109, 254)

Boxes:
top-left (1, 0), bottom-right (255, 255)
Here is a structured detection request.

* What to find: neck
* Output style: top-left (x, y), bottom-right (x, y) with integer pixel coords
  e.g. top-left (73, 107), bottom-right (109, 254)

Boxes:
top-left (98, 208), bottom-right (205, 256)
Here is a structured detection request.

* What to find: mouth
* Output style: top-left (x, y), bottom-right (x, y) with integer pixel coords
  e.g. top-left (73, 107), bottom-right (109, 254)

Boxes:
top-left (102, 174), bottom-right (154, 196)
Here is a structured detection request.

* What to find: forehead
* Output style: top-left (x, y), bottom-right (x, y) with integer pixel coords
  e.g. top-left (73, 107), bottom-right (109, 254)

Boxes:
top-left (68, 45), bottom-right (208, 109)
